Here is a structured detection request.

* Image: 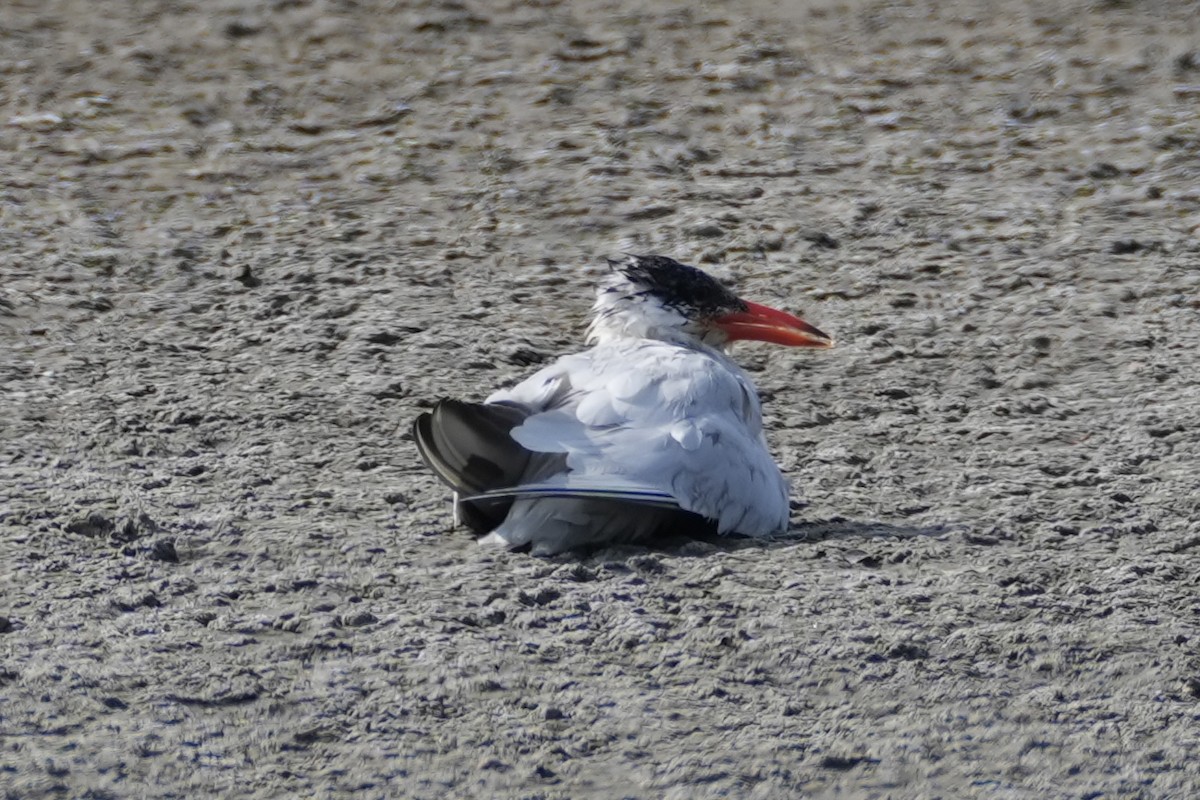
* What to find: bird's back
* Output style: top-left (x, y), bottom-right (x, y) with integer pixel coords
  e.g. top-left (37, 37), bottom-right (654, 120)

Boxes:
top-left (487, 339), bottom-right (791, 540)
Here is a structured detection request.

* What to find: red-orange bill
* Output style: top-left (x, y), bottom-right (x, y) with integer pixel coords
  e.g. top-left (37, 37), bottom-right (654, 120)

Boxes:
top-left (713, 301), bottom-right (834, 348)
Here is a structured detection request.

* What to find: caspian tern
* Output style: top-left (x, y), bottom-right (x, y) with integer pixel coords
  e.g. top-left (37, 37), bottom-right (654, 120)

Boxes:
top-left (413, 254), bottom-right (833, 555)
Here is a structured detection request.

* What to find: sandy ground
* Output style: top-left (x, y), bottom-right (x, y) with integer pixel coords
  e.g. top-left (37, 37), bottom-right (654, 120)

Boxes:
top-left (3, 0), bottom-right (1200, 797)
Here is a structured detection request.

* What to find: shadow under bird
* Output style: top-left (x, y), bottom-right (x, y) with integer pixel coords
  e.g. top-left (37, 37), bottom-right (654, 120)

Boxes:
top-left (413, 254), bottom-right (834, 555)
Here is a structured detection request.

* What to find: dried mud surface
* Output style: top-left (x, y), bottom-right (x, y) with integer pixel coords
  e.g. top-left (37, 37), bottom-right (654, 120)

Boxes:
top-left (3, 0), bottom-right (1200, 797)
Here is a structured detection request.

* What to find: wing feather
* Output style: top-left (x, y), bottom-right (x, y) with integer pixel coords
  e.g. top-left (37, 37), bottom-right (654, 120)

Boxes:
top-left (484, 340), bottom-right (789, 536)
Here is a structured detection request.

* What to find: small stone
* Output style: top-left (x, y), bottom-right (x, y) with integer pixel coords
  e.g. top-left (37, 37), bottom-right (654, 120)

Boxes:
top-left (624, 204), bottom-right (675, 221)
top-left (224, 19), bottom-right (263, 38)
top-left (65, 512), bottom-right (115, 538)
top-left (886, 641), bottom-right (929, 660)
top-left (370, 380), bottom-right (406, 399)
top-left (690, 223), bottom-right (725, 238)
top-left (1177, 51), bottom-right (1200, 73)
top-left (803, 232), bottom-right (840, 249)
top-left (8, 112), bottom-right (65, 130)
top-left (1087, 162), bottom-right (1121, 180)
top-left (1111, 239), bottom-right (1164, 255)
top-left (111, 590), bottom-right (161, 613)
top-left (150, 538), bottom-right (179, 563)
top-left (365, 330), bottom-right (404, 346)
top-left (507, 347), bottom-right (546, 366)
top-left (758, 232), bottom-right (786, 251)
top-left (820, 754), bottom-right (865, 770)
top-left (235, 265), bottom-right (261, 288)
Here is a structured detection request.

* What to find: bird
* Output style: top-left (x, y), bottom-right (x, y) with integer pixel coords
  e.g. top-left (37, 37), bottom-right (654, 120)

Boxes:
top-left (412, 254), bottom-right (833, 556)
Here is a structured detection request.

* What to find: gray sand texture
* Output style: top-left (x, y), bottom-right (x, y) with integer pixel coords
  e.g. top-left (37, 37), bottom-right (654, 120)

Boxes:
top-left (2, 0), bottom-right (1199, 797)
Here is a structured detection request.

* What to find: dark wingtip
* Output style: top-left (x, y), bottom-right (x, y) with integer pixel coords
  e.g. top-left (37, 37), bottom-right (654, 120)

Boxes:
top-left (412, 399), bottom-right (533, 496)
top-left (413, 400), bottom-right (541, 534)
top-left (412, 409), bottom-right (447, 484)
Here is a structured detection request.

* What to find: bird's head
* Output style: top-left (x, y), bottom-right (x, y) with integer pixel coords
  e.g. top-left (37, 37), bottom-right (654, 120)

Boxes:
top-left (587, 254), bottom-right (834, 350)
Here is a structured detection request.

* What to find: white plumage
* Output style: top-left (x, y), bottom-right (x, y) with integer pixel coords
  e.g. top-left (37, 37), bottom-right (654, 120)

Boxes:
top-left (413, 255), bottom-right (832, 555)
top-left (486, 340), bottom-right (789, 542)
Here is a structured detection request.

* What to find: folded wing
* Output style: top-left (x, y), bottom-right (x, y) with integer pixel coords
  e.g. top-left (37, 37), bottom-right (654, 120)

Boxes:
top-left (486, 341), bottom-right (790, 536)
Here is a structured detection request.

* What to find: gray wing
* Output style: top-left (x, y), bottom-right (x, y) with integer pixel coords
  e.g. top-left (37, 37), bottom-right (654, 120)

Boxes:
top-left (487, 341), bottom-right (789, 536)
